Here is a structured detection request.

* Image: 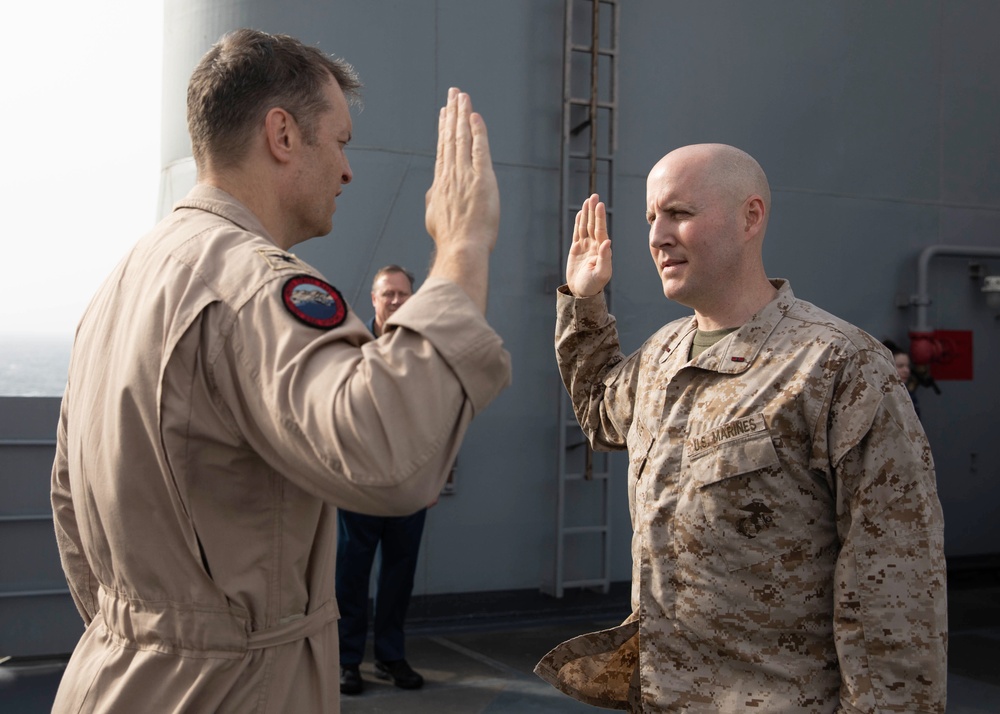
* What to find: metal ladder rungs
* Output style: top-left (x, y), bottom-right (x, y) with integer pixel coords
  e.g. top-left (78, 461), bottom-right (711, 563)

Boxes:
top-left (568, 98), bottom-right (615, 110)
top-left (568, 152), bottom-right (614, 162)
top-left (570, 44), bottom-right (618, 58)
top-left (552, 0), bottom-right (619, 600)
top-left (561, 578), bottom-right (611, 590)
top-left (563, 525), bottom-right (609, 536)
top-left (563, 471), bottom-right (610, 482)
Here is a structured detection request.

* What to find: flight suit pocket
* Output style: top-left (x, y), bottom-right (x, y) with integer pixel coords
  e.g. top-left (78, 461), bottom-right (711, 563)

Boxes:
top-left (686, 415), bottom-right (805, 572)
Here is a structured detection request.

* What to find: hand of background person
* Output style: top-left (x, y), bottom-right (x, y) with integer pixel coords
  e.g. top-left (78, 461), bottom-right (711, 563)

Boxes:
top-left (424, 87), bottom-right (499, 313)
top-left (566, 193), bottom-right (612, 297)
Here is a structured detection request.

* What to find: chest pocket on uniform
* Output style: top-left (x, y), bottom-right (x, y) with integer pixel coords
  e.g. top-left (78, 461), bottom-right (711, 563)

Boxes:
top-left (626, 419), bottom-right (655, 520)
top-left (685, 414), bottom-right (807, 572)
top-left (627, 419), bottom-right (654, 477)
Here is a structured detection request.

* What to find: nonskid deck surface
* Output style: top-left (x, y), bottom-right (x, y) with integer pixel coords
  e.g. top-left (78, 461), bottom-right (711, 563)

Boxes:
top-left (3, 578), bottom-right (999, 713)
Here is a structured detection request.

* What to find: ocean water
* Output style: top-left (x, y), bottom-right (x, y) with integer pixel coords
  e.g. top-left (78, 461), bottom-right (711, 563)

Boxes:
top-left (0, 334), bottom-right (72, 397)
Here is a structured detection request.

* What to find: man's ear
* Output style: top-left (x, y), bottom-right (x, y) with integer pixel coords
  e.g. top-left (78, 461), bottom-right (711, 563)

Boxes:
top-left (264, 107), bottom-right (297, 164)
top-left (743, 195), bottom-right (766, 236)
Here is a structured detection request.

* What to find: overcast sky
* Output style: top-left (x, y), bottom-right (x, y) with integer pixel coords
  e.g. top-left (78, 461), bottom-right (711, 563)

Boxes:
top-left (0, 2), bottom-right (164, 337)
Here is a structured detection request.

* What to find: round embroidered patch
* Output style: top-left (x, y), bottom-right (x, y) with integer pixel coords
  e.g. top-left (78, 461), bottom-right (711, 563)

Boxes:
top-left (282, 275), bottom-right (348, 329)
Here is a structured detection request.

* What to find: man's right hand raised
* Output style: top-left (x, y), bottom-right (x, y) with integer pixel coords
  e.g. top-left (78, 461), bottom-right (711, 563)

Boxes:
top-left (425, 87), bottom-right (499, 314)
top-left (566, 193), bottom-right (612, 297)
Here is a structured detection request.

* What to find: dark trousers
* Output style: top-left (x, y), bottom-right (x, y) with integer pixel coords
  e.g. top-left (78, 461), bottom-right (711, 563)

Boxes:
top-left (336, 508), bottom-right (427, 665)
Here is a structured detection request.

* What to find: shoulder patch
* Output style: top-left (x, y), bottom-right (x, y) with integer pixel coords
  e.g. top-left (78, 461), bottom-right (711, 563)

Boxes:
top-left (257, 248), bottom-right (306, 271)
top-left (282, 275), bottom-right (348, 329)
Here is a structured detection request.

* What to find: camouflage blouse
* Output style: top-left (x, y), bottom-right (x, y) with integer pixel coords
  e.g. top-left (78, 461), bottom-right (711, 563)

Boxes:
top-left (536, 280), bottom-right (947, 713)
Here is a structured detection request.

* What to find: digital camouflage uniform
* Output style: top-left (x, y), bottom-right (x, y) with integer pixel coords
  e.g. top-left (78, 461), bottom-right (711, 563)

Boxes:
top-left (536, 280), bottom-right (947, 713)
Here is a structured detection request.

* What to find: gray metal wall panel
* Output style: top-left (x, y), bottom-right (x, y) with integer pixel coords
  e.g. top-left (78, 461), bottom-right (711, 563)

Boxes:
top-left (616, 1), bottom-right (943, 200)
top-left (913, 249), bottom-right (1000, 557)
top-left (941, 1), bottom-right (1000, 206)
top-left (763, 192), bottom-right (939, 332)
top-left (0, 397), bottom-right (81, 656)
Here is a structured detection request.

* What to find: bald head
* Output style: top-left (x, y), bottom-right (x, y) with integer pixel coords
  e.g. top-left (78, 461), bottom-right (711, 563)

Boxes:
top-left (645, 143), bottom-right (776, 329)
top-left (650, 144), bottom-right (771, 235)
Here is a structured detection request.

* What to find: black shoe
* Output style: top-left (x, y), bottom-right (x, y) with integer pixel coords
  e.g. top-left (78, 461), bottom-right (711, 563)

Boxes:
top-left (340, 664), bottom-right (363, 695)
top-left (374, 659), bottom-right (424, 689)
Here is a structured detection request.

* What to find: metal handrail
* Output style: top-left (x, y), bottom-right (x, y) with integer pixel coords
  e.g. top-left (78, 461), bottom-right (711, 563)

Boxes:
top-left (0, 514), bottom-right (52, 523)
top-left (0, 588), bottom-right (70, 599)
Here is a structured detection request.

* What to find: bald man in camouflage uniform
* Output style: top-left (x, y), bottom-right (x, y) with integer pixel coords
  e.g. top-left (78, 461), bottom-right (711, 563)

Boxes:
top-left (535, 145), bottom-right (947, 713)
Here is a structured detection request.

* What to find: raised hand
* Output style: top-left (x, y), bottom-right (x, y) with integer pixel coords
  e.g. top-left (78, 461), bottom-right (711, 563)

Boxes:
top-left (566, 194), bottom-right (612, 297)
top-left (425, 87), bottom-right (500, 256)
top-left (424, 88), bottom-right (499, 313)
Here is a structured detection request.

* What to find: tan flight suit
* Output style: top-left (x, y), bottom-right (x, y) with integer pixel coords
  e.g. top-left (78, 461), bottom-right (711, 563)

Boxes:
top-left (50, 185), bottom-right (511, 713)
top-left (536, 280), bottom-right (946, 713)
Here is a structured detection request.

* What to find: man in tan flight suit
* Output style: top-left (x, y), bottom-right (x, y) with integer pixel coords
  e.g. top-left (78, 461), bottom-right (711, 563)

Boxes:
top-left (50, 29), bottom-right (510, 713)
top-left (535, 145), bottom-right (946, 712)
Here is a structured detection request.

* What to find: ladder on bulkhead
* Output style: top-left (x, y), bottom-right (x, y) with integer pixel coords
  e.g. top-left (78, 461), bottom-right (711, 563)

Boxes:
top-left (545, 0), bottom-right (620, 599)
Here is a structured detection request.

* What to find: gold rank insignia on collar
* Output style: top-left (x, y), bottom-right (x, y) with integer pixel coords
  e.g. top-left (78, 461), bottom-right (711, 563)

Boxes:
top-left (256, 248), bottom-right (305, 271)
